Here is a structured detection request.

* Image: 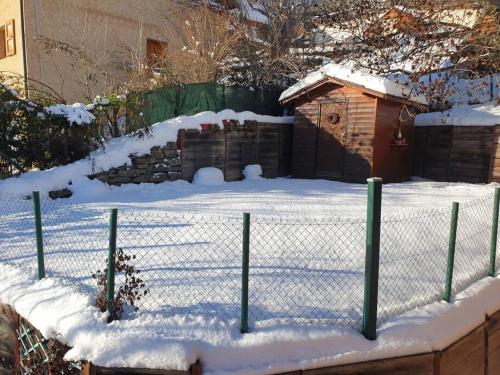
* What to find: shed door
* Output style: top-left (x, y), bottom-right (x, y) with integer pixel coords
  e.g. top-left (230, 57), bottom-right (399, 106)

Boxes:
top-left (316, 100), bottom-right (347, 178)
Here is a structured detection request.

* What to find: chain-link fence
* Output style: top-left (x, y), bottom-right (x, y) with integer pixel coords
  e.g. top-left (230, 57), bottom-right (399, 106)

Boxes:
top-left (0, 189), bottom-right (498, 335)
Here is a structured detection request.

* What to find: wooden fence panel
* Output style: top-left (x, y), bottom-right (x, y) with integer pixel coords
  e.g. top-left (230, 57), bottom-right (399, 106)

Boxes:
top-left (449, 127), bottom-right (494, 183)
top-left (180, 122), bottom-right (292, 182)
top-left (303, 353), bottom-right (435, 375)
top-left (225, 130), bottom-right (257, 181)
top-left (181, 129), bottom-right (225, 181)
top-left (487, 310), bottom-right (500, 374)
top-left (439, 324), bottom-right (485, 375)
top-left (0, 304), bottom-right (18, 374)
top-left (489, 126), bottom-right (500, 183)
top-left (413, 125), bottom-right (497, 183)
top-left (257, 124), bottom-right (281, 178)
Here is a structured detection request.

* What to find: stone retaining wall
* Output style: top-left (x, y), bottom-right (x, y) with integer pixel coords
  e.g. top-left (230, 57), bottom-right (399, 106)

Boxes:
top-left (88, 142), bottom-right (182, 186)
top-left (84, 120), bottom-right (293, 189)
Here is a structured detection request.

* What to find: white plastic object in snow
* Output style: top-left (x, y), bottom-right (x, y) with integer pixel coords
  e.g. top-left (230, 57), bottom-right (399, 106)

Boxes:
top-left (243, 164), bottom-right (263, 180)
top-left (192, 167), bottom-right (225, 186)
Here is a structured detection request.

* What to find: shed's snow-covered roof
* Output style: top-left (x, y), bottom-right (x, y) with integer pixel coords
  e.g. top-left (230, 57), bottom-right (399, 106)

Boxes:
top-left (279, 63), bottom-right (428, 105)
top-left (415, 102), bottom-right (500, 127)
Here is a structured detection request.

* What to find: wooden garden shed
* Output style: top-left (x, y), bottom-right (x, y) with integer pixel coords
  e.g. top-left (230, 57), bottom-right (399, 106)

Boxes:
top-left (280, 63), bottom-right (428, 183)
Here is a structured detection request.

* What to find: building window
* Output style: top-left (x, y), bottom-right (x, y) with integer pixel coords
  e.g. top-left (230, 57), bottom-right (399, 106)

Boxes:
top-left (146, 39), bottom-right (167, 69)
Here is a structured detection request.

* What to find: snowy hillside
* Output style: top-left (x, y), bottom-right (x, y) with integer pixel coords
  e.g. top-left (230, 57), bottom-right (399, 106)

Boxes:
top-left (0, 110), bottom-right (293, 196)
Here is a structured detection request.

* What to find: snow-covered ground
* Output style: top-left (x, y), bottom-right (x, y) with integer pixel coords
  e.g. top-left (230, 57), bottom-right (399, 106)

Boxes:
top-left (2, 262), bottom-right (500, 374)
top-left (0, 109), bottom-right (293, 196)
top-left (0, 176), bottom-right (498, 373)
top-left (0, 177), bottom-right (497, 330)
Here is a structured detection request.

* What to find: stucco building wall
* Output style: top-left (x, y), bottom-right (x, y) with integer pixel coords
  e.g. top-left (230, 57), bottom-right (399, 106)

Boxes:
top-left (1, 0), bottom-right (182, 102)
top-left (0, 1), bottom-right (24, 78)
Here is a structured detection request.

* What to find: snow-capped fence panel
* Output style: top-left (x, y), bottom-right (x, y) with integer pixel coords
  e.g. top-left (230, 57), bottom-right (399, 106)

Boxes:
top-left (413, 125), bottom-right (500, 183)
top-left (1, 304), bottom-right (199, 375)
top-left (180, 121), bottom-right (292, 182)
top-left (82, 361), bottom-right (202, 374)
top-left (0, 185), bottom-right (499, 338)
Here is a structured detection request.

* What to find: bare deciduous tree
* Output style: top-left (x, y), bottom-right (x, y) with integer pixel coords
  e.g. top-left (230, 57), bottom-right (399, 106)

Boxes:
top-left (226, 0), bottom-right (327, 88)
top-left (317, 0), bottom-right (499, 108)
top-left (172, 0), bottom-right (327, 89)
top-left (165, 5), bottom-right (244, 84)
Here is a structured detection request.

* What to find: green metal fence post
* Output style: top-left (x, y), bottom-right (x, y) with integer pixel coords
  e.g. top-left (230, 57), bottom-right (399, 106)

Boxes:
top-left (106, 208), bottom-right (118, 320)
top-left (241, 212), bottom-right (250, 334)
top-left (362, 177), bottom-right (382, 340)
top-left (443, 202), bottom-right (459, 303)
top-left (32, 191), bottom-right (45, 280)
top-left (489, 188), bottom-right (500, 277)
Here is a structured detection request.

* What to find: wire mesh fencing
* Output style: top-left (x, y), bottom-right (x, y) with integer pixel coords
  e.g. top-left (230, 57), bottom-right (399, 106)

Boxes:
top-left (40, 197), bottom-right (109, 289)
top-left (378, 207), bottom-right (452, 324)
top-left (0, 193), bottom-right (36, 268)
top-left (452, 194), bottom-right (493, 293)
top-left (249, 216), bottom-right (366, 329)
top-left (117, 211), bottom-right (242, 320)
top-left (0, 188), bottom-right (499, 335)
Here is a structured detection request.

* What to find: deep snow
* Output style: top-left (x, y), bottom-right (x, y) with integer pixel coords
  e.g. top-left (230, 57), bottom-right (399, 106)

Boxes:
top-left (0, 110), bottom-right (293, 196)
top-left (1, 262), bottom-right (500, 374)
top-left (0, 178), bottom-right (496, 331)
top-left (415, 101), bottom-right (500, 126)
top-left (1, 164), bottom-right (499, 374)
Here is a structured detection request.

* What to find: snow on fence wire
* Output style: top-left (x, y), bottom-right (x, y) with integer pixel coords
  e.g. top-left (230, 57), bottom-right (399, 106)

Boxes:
top-left (0, 187), bottom-right (499, 338)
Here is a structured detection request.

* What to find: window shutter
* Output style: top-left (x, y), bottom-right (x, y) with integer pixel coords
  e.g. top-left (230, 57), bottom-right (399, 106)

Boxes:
top-left (0, 27), bottom-right (6, 59)
top-left (5, 19), bottom-right (16, 56)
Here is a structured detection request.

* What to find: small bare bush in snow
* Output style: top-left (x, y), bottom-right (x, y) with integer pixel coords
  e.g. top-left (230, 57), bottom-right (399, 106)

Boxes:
top-left (93, 248), bottom-right (149, 322)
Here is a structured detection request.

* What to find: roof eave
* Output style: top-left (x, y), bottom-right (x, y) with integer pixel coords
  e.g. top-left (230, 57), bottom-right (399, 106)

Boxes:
top-left (280, 77), bottom-right (428, 107)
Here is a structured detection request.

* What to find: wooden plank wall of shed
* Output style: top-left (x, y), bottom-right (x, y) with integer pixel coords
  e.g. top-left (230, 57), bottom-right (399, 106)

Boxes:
top-left (180, 123), bottom-right (292, 182)
top-left (372, 99), bottom-right (415, 182)
top-left (413, 126), bottom-right (494, 183)
top-left (292, 83), bottom-right (376, 181)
